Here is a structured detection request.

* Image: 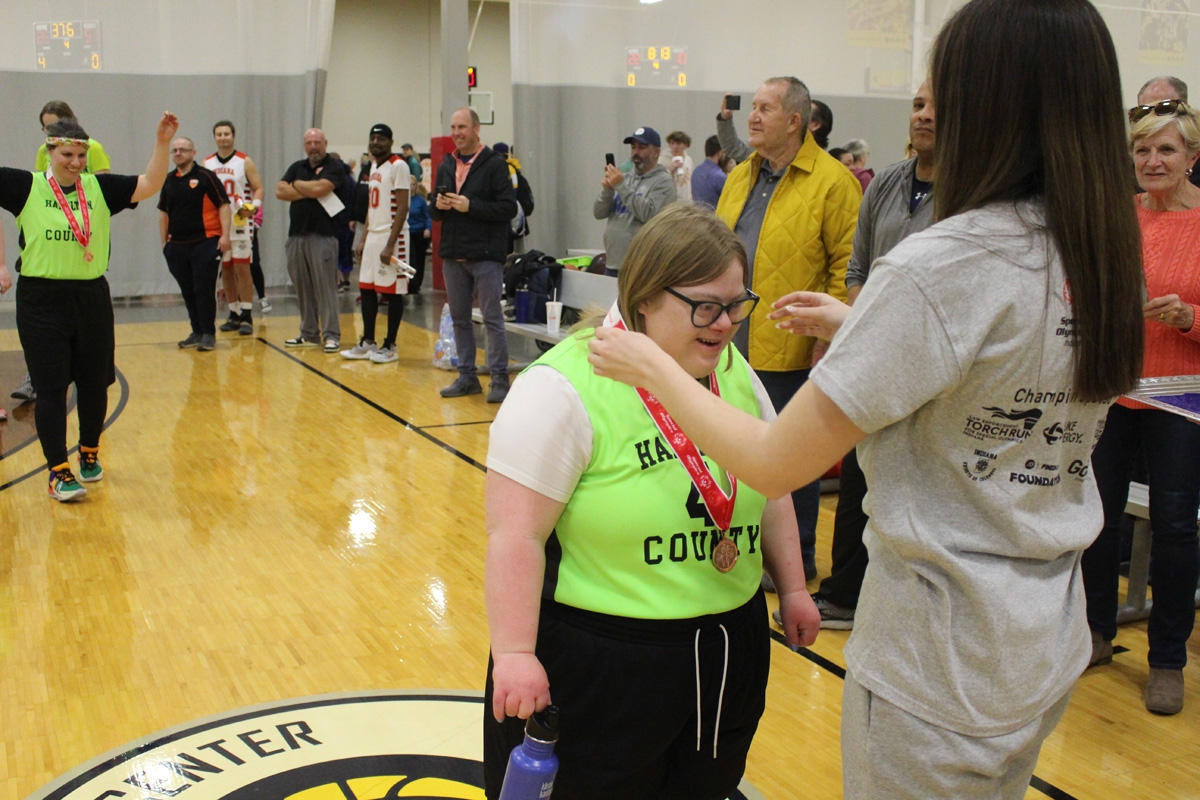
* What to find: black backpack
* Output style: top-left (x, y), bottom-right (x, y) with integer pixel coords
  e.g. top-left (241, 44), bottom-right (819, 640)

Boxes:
top-left (504, 250), bottom-right (562, 323)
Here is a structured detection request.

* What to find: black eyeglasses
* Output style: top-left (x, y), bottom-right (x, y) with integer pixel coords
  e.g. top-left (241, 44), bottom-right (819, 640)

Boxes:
top-left (665, 287), bottom-right (760, 327)
top-left (1129, 99), bottom-right (1192, 123)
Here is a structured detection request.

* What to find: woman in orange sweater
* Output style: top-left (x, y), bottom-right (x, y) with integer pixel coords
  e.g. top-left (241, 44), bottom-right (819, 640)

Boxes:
top-left (1082, 100), bottom-right (1200, 716)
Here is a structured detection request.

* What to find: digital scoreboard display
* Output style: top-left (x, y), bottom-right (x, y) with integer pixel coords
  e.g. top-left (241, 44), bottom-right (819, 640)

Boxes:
top-left (626, 45), bottom-right (687, 87)
top-left (34, 21), bottom-right (103, 71)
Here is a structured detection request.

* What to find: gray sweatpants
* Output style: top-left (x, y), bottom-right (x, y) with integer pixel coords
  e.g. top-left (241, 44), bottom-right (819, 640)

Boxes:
top-left (442, 258), bottom-right (508, 379)
top-left (841, 670), bottom-right (1073, 800)
top-left (285, 233), bottom-right (340, 343)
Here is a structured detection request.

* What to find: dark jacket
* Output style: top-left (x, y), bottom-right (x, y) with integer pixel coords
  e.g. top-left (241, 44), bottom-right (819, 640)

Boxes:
top-left (430, 146), bottom-right (517, 261)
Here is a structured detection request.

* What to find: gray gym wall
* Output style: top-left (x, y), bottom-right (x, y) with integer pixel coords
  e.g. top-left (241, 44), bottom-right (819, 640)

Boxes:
top-left (0, 0), bottom-right (336, 300)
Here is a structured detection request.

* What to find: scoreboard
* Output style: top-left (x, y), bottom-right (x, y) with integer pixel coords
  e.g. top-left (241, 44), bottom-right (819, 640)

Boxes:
top-left (34, 21), bottom-right (103, 71)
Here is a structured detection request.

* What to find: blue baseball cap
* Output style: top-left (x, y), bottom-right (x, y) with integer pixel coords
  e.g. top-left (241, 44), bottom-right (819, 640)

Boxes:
top-left (623, 127), bottom-right (661, 147)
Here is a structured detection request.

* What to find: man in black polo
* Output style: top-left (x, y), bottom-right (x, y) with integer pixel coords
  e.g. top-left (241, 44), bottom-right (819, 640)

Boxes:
top-left (431, 107), bottom-right (517, 403)
top-left (158, 136), bottom-right (231, 352)
top-left (274, 128), bottom-right (347, 352)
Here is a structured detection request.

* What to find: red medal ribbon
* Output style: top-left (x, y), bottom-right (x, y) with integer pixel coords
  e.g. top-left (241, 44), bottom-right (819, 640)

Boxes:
top-left (47, 172), bottom-right (92, 254)
top-left (614, 317), bottom-right (738, 531)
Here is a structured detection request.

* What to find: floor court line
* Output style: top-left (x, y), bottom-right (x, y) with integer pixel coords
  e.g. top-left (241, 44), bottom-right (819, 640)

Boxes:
top-left (261, 338), bottom-right (487, 472)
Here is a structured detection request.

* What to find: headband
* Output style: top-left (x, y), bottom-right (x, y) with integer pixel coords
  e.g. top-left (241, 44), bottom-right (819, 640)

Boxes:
top-left (45, 137), bottom-right (90, 148)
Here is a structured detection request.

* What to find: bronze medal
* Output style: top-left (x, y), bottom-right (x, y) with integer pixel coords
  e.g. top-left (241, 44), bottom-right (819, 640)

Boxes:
top-left (712, 535), bottom-right (738, 573)
top-left (83, 249), bottom-right (94, 263)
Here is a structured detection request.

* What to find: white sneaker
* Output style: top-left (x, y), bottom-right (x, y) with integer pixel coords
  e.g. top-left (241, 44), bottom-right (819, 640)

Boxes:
top-left (370, 344), bottom-right (399, 363)
top-left (259, 297), bottom-right (272, 314)
top-left (341, 340), bottom-right (378, 360)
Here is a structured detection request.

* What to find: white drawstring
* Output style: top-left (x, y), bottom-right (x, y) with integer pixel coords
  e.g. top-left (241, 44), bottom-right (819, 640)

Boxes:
top-left (693, 624), bottom-right (732, 759)
top-left (694, 629), bottom-right (702, 752)
top-left (713, 623), bottom-right (730, 759)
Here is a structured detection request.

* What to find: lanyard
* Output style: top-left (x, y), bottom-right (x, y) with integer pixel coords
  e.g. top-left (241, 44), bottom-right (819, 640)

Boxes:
top-left (47, 172), bottom-right (93, 262)
top-left (611, 311), bottom-right (740, 571)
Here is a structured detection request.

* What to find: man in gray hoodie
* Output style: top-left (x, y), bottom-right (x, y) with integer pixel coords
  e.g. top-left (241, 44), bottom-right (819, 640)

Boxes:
top-left (593, 126), bottom-right (676, 275)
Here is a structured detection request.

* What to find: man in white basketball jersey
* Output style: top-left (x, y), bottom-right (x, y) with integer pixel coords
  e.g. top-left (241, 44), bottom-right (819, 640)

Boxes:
top-left (206, 120), bottom-right (264, 336)
top-left (341, 124), bottom-right (410, 364)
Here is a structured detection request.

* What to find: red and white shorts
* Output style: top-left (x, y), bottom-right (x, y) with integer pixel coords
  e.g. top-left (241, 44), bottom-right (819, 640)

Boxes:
top-left (359, 229), bottom-right (410, 294)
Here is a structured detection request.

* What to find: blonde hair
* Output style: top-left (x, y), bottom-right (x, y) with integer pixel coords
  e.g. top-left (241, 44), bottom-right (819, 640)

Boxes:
top-left (1130, 101), bottom-right (1200, 155)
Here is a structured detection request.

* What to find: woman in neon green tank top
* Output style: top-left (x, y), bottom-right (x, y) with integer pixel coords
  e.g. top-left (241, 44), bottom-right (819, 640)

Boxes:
top-left (0, 113), bottom-right (177, 501)
top-left (483, 206), bottom-right (820, 799)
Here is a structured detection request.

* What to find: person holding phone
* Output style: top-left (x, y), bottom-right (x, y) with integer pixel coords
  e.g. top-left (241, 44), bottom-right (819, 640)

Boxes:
top-left (589, 0), bottom-right (1145, 794)
top-left (592, 126), bottom-right (676, 277)
top-left (431, 107), bottom-right (518, 403)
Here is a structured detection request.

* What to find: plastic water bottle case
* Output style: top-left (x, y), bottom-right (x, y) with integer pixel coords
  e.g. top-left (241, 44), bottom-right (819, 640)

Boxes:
top-left (498, 705), bottom-right (560, 800)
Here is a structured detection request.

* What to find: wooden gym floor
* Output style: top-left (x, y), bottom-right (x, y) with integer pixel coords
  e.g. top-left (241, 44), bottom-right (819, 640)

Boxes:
top-left (0, 293), bottom-right (1197, 799)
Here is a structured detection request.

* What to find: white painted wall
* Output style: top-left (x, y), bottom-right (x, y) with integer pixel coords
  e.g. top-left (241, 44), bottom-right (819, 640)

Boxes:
top-left (323, 0), bottom-right (513, 162)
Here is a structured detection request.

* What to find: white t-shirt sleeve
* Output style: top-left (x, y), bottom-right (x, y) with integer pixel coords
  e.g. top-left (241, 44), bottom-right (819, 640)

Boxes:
top-left (486, 366), bottom-right (593, 503)
top-left (811, 261), bottom-right (963, 434)
top-left (748, 367), bottom-right (777, 422)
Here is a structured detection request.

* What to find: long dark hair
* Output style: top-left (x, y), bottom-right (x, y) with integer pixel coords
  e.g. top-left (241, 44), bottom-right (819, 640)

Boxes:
top-left (932, 0), bottom-right (1143, 401)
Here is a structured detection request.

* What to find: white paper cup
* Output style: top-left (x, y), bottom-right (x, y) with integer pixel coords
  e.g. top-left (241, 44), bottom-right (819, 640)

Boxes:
top-left (546, 301), bottom-right (564, 335)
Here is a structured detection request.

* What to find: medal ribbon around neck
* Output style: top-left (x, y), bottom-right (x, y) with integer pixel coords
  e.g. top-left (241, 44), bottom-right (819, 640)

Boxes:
top-left (610, 312), bottom-right (739, 568)
top-left (47, 171), bottom-right (93, 260)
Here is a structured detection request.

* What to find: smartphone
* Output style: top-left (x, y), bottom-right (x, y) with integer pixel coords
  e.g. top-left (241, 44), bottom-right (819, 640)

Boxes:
top-left (436, 184), bottom-right (452, 196)
top-left (605, 153), bottom-right (616, 167)
top-left (726, 94), bottom-right (741, 111)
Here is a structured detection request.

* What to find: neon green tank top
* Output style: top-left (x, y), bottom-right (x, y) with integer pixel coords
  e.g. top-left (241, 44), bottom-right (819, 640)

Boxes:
top-left (536, 331), bottom-right (769, 619)
top-left (16, 172), bottom-right (112, 280)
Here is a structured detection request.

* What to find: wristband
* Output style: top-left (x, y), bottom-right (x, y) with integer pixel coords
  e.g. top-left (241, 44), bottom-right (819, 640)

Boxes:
top-left (251, 199), bottom-right (262, 210)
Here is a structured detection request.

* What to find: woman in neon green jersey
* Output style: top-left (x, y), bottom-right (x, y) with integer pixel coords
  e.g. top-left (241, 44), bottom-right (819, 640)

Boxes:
top-left (482, 205), bottom-right (820, 800)
top-left (0, 112), bottom-right (177, 501)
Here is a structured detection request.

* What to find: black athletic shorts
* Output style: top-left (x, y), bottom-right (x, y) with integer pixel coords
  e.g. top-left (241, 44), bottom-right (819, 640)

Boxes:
top-left (483, 590), bottom-right (771, 800)
top-left (16, 275), bottom-right (116, 393)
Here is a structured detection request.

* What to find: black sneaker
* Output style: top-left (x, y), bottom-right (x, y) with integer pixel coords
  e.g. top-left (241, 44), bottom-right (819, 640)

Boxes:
top-left (487, 376), bottom-right (510, 404)
top-left (197, 334), bottom-right (217, 351)
top-left (178, 332), bottom-right (201, 349)
top-left (239, 316), bottom-right (253, 336)
top-left (219, 314), bottom-right (240, 332)
top-left (440, 375), bottom-right (483, 398)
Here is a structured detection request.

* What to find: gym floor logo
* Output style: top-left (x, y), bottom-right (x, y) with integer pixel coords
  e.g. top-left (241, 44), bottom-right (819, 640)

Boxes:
top-left (26, 691), bottom-right (763, 800)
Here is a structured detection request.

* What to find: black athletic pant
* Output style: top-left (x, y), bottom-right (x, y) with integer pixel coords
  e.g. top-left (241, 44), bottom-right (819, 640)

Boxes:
top-left (16, 276), bottom-right (115, 467)
top-left (818, 446), bottom-right (870, 608)
top-left (250, 229), bottom-right (266, 299)
top-left (408, 230), bottom-right (428, 293)
top-left (360, 289), bottom-right (404, 345)
top-left (164, 238), bottom-right (221, 335)
top-left (484, 592), bottom-right (770, 800)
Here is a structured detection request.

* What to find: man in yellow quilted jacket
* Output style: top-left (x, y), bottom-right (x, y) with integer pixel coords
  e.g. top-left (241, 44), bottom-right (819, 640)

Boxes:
top-left (716, 76), bottom-right (861, 581)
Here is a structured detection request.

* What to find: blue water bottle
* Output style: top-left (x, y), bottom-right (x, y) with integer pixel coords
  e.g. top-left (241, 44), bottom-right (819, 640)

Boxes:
top-left (498, 705), bottom-right (560, 800)
top-left (514, 286), bottom-right (531, 323)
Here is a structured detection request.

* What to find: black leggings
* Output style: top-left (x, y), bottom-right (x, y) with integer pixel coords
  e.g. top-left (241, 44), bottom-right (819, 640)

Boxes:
top-left (16, 276), bottom-right (116, 468)
top-left (360, 288), bottom-right (404, 345)
top-left (35, 383), bottom-right (107, 467)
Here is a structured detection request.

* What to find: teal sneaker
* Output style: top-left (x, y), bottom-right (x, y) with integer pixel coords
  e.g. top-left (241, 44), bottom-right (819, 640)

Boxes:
top-left (78, 448), bottom-right (103, 482)
top-left (48, 463), bottom-right (87, 502)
